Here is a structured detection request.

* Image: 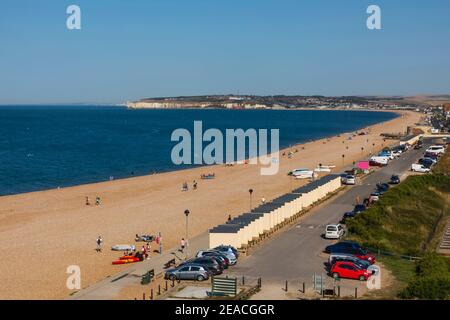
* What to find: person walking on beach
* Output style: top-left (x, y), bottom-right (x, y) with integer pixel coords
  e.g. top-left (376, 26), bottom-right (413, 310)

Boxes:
top-left (96, 236), bottom-right (103, 253)
top-left (193, 180), bottom-right (197, 190)
top-left (96, 196), bottom-right (101, 206)
top-left (261, 197), bottom-right (266, 204)
top-left (141, 245), bottom-right (148, 260)
top-left (182, 182), bottom-right (188, 192)
top-left (180, 238), bottom-right (186, 253)
top-left (146, 243), bottom-right (151, 259)
top-left (228, 214), bottom-right (232, 222)
top-left (85, 196), bottom-right (90, 206)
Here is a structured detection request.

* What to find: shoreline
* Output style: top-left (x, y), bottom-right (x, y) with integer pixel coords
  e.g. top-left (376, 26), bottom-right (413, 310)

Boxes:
top-left (0, 110), bottom-right (420, 299)
top-left (0, 109), bottom-right (399, 198)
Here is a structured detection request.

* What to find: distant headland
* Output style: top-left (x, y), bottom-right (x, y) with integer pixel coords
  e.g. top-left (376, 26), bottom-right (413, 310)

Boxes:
top-left (126, 94), bottom-right (450, 111)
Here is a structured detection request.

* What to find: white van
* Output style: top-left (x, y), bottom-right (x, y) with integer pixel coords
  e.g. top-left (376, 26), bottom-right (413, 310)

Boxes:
top-left (426, 145), bottom-right (445, 154)
top-left (370, 156), bottom-right (389, 166)
top-left (411, 163), bottom-right (431, 173)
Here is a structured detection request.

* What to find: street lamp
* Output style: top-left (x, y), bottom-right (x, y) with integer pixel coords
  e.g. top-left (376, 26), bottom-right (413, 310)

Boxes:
top-left (184, 209), bottom-right (190, 259)
top-left (249, 189), bottom-right (254, 211)
top-left (342, 154), bottom-right (345, 167)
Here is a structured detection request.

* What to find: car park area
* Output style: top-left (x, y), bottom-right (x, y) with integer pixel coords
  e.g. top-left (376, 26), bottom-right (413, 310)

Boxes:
top-left (224, 138), bottom-right (439, 293)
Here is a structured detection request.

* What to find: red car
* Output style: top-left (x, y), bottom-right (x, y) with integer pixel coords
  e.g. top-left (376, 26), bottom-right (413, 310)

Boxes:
top-left (330, 261), bottom-right (372, 281)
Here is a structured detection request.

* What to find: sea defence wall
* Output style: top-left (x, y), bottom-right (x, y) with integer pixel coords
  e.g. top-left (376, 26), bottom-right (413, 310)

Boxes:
top-left (208, 174), bottom-right (342, 249)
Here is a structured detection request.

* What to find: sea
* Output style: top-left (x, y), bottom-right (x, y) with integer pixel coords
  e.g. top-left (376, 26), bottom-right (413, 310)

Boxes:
top-left (0, 106), bottom-right (397, 196)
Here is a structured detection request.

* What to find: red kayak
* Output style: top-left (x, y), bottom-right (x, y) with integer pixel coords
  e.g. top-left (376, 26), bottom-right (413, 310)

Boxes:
top-left (112, 257), bottom-right (140, 265)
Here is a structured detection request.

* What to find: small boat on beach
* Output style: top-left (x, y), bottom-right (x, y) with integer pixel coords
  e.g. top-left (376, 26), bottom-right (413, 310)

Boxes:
top-left (289, 168), bottom-right (316, 179)
top-left (111, 244), bottom-right (136, 251)
top-left (314, 165), bottom-right (336, 173)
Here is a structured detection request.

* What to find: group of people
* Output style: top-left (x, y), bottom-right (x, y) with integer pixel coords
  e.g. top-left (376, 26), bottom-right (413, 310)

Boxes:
top-left (86, 196), bottom-right (101, 206)
top-left (182, 180), bottom-right (197, 191)
top-left (200, 173), bottom-right (215, 179)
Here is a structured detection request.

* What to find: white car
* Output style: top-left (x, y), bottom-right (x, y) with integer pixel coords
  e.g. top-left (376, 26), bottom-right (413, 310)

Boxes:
top-left (369, 193), bottom-right (380, 202)
top-left (344, 175), bottom-right (356, 185)
top-left (425, 145), bottom-right (445, 154)
top-left (324, 224), bottom-right (345, 239)
top-left (411, 163), bottom-right (431, 173)
top-left (392, 150), bottom-right (402, 158)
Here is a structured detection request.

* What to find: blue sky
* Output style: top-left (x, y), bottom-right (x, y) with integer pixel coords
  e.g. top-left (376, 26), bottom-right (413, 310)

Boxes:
top-left (0, 0), bottom-right (449, 104)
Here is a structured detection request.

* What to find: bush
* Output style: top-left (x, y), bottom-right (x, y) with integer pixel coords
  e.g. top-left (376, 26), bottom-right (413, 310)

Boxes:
top-left (400, 275), bottom-right (450, 300)
top-left (399, 253), bottom-right (450, 300)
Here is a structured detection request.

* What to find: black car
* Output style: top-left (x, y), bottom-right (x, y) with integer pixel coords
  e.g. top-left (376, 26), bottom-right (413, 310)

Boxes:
top-left (197, 251), bottom-right (230, 268)
top-left (180, 257), bottom-right (223, 275)
top-left (324, 242), bottom-right (375, 263)
top-left (325, 241), bottom-right (362, 253)
top-left (419, 158), bottom-right (434, 168)
top-left (390, 175), bottom-right (400, 184)
top-left (341, 211), bottom-right (356, 223)
top-left (376, 183), bottom-right (390, 195)
top-left (353, 204), bottom-right (366, 214)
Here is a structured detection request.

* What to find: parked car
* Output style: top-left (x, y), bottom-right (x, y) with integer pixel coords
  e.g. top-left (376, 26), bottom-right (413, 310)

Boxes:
top-left (325, 241), bottom-right (376, 263)
top-left (341, 211), bottom-right (356, 223)
top-left (344, 175), bottom-right (356, 185)
top-left (369, 156), bottom-right (389, 166)
top-left (164, 264), bottom-right (210, 281)
top-left (369, 192), bottom-right (380, 202)
top-left (425, 145), bottom-right (445, 154)
top-left (419, 158), bottom-right (435, 168)
top-left (424, 152), bottom-right (439, 160)
top-left (330, 261), bottom-right (373, 281)
top-left (411, 163), bottom-right (431, 173)
top-left (376, 183), bottom-right (390, 195)
top-left (180, 257), bottom-right (223, 275)
top-left (196, 250), bottom-right (235, 266)
top-left (197, 253), bottom-right (229, 269)
top-left (324, 224), bottom-right (345, 239)
top-left (379, 151), bottom-right (394, 160)
top-left (353, 204), bottom-right (366, 214)
top-left (390, 175), bottom-right (400, 184)
top-left (329, 254), bottom-right (378, 274)
top-left (214, 245), bottom-right (239, 260)
top-left (392, 150), bottom-right (402, 158)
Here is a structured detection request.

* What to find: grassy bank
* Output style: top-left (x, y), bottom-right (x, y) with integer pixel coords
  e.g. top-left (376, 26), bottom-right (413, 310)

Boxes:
top-left (346, 150), bottom-right (450, 299)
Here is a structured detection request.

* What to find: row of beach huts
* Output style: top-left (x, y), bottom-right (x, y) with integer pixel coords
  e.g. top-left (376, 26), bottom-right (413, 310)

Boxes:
top-left (208, 174), bottom-right (342, 249)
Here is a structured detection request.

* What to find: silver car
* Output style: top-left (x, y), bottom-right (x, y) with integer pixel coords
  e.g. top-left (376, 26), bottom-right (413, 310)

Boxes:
top-left (164, 264), bottom-right (210, 281)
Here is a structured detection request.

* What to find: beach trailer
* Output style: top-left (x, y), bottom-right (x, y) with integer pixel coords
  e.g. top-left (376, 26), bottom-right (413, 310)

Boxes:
top-left (209, 224), bottom-right (242, 249)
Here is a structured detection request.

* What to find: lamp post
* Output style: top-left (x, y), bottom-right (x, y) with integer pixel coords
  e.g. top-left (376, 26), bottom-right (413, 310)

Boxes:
top-left (290, 174), bottom-right (293, 193)
top-left (184, 209), bottom-right (190, 259)
top-left (342, 154), bottom-right (345, 167)
top-left (249, 189), bottom-right (254, 211)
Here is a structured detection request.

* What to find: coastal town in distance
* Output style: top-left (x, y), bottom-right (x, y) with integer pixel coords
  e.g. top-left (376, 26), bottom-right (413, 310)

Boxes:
top-left (0, 1), bottom-right (449, 316)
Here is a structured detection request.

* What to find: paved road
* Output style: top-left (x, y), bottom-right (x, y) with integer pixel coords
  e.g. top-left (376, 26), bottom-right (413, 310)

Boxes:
top-left (228, 140), bottom-right (432, 283)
